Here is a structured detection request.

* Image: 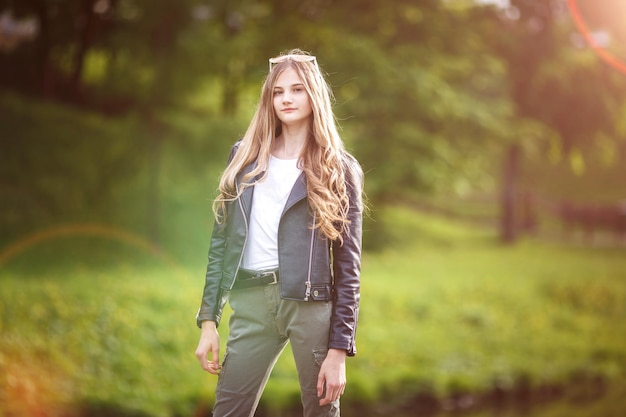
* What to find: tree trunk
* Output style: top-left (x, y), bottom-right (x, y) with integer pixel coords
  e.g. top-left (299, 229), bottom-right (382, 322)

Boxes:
top-left (69, 0), bottom-right (98, 103)
top-left (500, 143), bottom-right (521, 243)
top-left (31, 0), bottom-right (52, 97)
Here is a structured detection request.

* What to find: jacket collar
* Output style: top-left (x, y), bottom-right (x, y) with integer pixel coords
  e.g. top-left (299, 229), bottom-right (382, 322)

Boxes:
top-left (283, 172), bottom-right (307, 214)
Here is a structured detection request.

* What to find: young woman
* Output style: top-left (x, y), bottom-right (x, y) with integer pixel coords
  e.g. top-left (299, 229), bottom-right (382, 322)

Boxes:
top-left (195, 49), bottom-right (363, 417)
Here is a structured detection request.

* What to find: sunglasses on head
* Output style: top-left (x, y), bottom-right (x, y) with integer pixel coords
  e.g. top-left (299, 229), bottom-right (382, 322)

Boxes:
top-left (269, 54), bottom-right (318, 72)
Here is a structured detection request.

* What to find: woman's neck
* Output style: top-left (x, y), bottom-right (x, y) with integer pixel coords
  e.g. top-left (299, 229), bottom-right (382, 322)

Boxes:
top-left (272, 124), bottom-right (308, 159)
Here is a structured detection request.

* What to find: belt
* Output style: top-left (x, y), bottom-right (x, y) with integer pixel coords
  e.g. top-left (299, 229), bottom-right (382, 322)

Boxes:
top-left (232, 268), bottom-right (279, 290)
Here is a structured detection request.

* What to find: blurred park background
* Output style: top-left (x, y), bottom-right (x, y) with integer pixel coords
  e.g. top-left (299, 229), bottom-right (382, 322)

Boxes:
top-left (1, 0), bottom-right (626, 416)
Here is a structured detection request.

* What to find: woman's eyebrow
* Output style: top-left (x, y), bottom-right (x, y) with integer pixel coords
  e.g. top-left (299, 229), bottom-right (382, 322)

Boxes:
top-left (274, 83), bottom-right (304, 89)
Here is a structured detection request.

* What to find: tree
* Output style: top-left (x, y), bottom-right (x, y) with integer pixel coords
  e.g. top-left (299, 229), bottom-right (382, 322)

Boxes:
top-left (482, 0), bottom-right (626, 242)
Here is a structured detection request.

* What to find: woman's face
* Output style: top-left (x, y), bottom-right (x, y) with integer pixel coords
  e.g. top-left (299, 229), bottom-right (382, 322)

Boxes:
top-left (272, 67), bottom-right (312, 127)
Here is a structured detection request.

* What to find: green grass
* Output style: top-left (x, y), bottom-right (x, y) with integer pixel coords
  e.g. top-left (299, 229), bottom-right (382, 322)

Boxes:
top-left (356, 208), bottom-right (626, 401)
top-left (1, 207), bottom-right (625, 417)
top-left (0, 263), bottom-right (204, 417)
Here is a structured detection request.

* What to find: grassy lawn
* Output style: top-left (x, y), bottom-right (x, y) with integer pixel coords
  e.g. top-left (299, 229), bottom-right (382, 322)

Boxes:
top-left (1, 206), bottom-right (625, 417)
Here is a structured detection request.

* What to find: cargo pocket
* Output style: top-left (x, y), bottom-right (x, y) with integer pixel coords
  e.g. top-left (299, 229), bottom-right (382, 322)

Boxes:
top-left (313, 347), bottom-right (328, 366)
top-left (312, 347), bottom-right (329, 391)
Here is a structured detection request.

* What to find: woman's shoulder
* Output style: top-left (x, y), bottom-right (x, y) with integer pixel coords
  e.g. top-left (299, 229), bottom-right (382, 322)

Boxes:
top-left (227, 139), bottom-right (244, 163)
top-left (341, 150), bottom-right (363, 179)
top-left (231, 139), bottom-right (243, 154)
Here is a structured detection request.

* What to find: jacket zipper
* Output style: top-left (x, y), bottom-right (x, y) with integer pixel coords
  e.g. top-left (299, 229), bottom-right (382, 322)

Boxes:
top-left (304, 224), bottom-right (315, 301)
top-left (230, 184), bottom-right (248, 290)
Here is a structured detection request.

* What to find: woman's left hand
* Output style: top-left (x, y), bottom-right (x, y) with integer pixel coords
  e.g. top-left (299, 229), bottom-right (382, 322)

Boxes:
top-left (317, 348), bottom-right (347, 406)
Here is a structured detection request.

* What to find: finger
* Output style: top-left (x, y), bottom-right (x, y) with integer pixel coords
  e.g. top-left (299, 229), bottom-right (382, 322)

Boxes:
top-left (321, 382), bottom-right (344, 406)
top-left (319, 387), bottom-right (334, 406)
top-left (211, 344), bottom-right (221, 367)
top-left (319, 380), bottom-right (335, 406)
top-left (316, 373), bottom-right (325, 398)
top-left (206, 360), bottom-right (221, 374)
top-left (196, 348), bottom-right (219, 374)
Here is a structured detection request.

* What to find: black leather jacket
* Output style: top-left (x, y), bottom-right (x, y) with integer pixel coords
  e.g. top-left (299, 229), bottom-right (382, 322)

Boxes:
top-left (197, 144), bottom-right (363, 355)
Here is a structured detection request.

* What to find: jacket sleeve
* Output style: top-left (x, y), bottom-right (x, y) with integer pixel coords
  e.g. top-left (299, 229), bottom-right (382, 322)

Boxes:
top-left (196, 142), bottom-right (240, 328)
top-left (196, 219), bottom-right (228, 327)
top-left (329, 155), bottom-right (363, 356)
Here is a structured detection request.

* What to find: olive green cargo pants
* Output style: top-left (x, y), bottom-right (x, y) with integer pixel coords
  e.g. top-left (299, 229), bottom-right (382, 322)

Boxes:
top-left (212, 283), bottom-right (339, 417)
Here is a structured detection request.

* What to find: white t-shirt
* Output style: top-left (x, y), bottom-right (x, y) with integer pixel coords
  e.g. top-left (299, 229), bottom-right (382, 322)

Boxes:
top-left (241, 155), bottom-right (302, 270)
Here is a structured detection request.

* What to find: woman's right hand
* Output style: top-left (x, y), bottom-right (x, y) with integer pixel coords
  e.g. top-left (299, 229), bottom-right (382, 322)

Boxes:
top-left (195, 320), bottom-right (221, 374)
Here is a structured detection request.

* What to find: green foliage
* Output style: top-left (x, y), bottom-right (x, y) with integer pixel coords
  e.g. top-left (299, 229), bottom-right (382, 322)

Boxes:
top-left (1, 0), bottom-right (529, 203)
top-left (319, 4), bottom-right (516, 202)
top-left (0, 93), bottom-right (148, 238)
top-left (4, 0), bottom-right (626, 214)
top-left (490, 0), bottom-right (626, 153)
top-left (0, 91), bottom-right (248, 262)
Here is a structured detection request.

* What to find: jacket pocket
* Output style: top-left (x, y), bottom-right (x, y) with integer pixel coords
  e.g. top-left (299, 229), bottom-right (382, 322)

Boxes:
top-left (309, 284), bottom-right (332, 301)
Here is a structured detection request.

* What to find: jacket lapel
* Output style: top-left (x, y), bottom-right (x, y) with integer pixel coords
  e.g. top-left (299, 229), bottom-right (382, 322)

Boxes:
top-left (237, 162), bottom-right (258, 219)
top-left (283, 172), bottom-right (307, 214)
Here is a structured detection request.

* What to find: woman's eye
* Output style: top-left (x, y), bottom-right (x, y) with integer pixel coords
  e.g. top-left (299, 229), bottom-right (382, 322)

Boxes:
top-left (273, 90), bottom-right (283, 96)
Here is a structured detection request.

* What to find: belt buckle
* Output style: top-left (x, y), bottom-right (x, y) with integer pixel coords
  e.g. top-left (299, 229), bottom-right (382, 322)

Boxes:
top-left (258, 270), bottom-right (278, 285)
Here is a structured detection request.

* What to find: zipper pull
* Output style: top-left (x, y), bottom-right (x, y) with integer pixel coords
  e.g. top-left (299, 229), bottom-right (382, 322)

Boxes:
top-left (304, 281), bottom-right (311, 301)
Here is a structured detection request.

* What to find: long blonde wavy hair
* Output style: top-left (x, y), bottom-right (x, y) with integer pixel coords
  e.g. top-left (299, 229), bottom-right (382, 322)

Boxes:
top-left (213, 49), bottom-right (354, 243)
